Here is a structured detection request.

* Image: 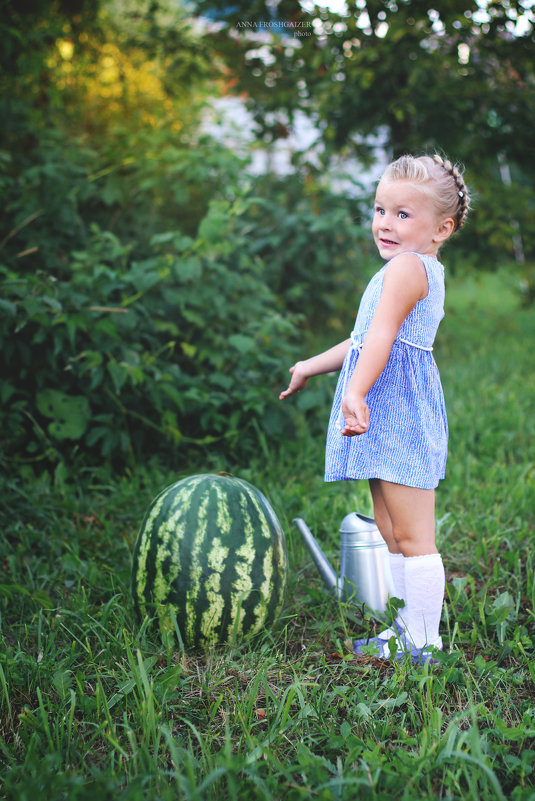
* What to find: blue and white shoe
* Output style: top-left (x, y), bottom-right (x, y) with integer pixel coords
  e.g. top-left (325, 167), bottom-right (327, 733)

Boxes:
top-left (352, 620), bottom-right (403, 653)
top-left (352, 626), bottom-right (399, 655)
top-left (353, 630), bottom-right (442, 665)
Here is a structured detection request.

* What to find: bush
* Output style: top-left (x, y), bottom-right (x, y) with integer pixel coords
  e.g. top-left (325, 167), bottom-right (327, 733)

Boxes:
top-left (227, 173), bottom-right (372, 324)
top-left (0, 204), bottom-right (300, 468)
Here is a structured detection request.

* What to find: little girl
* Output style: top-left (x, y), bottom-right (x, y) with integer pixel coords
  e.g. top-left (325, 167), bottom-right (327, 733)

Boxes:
top-left (280, 154), bottom-right (470, 665)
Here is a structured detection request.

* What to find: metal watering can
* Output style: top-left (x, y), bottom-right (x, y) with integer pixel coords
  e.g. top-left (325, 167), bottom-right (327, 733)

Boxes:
top-left (294, 513), bottom-right (395, 613)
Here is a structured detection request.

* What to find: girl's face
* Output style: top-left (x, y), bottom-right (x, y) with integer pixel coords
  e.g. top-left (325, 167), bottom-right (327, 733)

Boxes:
top-left (372, 179), bottom-right (452, 260)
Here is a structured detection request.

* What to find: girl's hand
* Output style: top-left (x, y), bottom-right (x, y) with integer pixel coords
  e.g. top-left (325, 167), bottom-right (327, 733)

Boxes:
top-left (341, 392), bottom-right (369, 436)
top-left (279, 362), bottom-right (309, 400)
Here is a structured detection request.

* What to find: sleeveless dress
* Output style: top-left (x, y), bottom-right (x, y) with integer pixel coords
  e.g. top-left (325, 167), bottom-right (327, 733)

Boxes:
top-left (324, 252), bottom-right (448, 490)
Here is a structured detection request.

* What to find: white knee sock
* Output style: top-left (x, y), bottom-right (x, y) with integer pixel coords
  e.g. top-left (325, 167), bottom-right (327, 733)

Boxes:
top-left (399, 553), bottom-right (445, 648)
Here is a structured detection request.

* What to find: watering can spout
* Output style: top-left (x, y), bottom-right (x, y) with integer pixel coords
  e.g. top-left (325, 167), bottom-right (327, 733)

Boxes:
top-left (293, 517), bottom-right (340, 598)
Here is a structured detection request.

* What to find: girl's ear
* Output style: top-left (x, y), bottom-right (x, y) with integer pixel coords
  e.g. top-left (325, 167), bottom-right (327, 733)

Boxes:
top-left (435, 217), bottom-right (455, 243)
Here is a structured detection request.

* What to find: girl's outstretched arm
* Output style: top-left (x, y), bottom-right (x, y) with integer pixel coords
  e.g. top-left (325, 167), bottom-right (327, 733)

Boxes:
top-left (341, 253), bottom-right (428, 436)
top-left (279, 338), bottom-right (351, 400)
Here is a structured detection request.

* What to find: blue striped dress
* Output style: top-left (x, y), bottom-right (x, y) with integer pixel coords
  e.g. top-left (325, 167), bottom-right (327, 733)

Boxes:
top-left (324, 252), bottom-right (448, 490)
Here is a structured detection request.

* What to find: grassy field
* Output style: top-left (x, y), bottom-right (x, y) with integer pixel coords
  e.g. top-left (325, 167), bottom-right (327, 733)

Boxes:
top-left (1, 271), bottom-right (534, 800)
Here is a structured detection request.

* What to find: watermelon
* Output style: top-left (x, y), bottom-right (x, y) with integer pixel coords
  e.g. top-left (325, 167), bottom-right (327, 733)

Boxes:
top-left (131, 473), bottom-right (288, 649)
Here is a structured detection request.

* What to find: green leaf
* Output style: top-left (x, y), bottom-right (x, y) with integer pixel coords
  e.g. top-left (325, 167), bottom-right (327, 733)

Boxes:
top-left (150, 232), bottom-right (195, 252)
top-left (355, 702), bottom-right (372, 721)
top-left (159, 382), bottom-right (185, 409)
top-left (0, 584), bottom-right (53, 610)
top-left (0, 299), bottom-right (17, 316)
top-left (126, 261), bottom-right (162, 292)
top-left (495, 717), bottom-right (526, 741)
top-left (52, 669), bottom-right (73, 698)
top-left (228, 334), bottom-right (255, 354)
top-left (107, 361), bottom-right (128, 393)
top-left (36, 389), bottom-right (91, 440)
top-left (487, 591), bottom-right (515, 625)
top-left (1, 382), bottom-right (17, 403)
top-left (42, 296), bottom-right (62, 312)
top-left (181, 342), bottom-right (197, 358)
top-left (172, 257), bottom-right (202, 282)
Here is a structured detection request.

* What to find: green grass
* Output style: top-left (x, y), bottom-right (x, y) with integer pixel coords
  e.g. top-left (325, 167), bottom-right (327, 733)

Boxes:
top-left (1, 271), bottom-right (535, 801)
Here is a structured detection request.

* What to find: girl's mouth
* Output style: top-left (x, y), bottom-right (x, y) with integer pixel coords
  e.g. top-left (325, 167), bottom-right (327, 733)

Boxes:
top-left (380, 238), bottom-right (398, 246)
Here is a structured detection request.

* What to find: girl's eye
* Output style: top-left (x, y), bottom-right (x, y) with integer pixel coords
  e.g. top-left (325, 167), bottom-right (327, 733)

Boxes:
top-left (375, 206), bottom-right (385, 215)
top-left (399, 211), bottom-right (408, 219)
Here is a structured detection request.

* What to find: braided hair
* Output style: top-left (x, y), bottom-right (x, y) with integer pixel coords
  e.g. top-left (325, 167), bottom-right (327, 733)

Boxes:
top-left (382, 154), bottom-right (470, 233)
top-left (432, 155), bottom-right (470, 231)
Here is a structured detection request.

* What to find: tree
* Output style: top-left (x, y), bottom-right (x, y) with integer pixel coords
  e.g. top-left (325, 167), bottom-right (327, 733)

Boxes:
top-left (192, 0), bottom-right (535, 273)
top-left (193, 1), bottom-right (534, 166)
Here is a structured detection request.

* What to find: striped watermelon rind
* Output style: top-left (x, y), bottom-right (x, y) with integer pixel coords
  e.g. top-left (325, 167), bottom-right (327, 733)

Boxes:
top-left (131, 474), bottom-right (288, 649)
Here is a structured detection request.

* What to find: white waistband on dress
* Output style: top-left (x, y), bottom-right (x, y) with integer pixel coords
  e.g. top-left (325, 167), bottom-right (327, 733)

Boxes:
top-left (396, 337), bottom-right (433, 352)
top-left (337, 332), bottom-right (432, 432)
top-left (349, 332), bottom-right (433, 352)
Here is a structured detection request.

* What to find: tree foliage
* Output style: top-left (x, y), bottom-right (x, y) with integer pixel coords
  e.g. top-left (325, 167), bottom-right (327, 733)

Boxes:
top-left (193, 0), bottom-right (535, 273)
top-left (195, 0), bottom-right (535, 165)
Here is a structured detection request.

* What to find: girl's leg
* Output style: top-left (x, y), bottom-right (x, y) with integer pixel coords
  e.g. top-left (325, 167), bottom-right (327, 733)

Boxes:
top-left (369, 479), bottom-right (405, 632)
top-left (371, 479), bottom-right (437, 556)
top-left (368, 478), bottom-right (400, 553)
top-left (370, 479), bottom-right (444, 649)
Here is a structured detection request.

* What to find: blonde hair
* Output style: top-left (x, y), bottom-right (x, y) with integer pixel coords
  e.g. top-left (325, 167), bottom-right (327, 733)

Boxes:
top-left (381, 154), bottom-right (470, 232)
